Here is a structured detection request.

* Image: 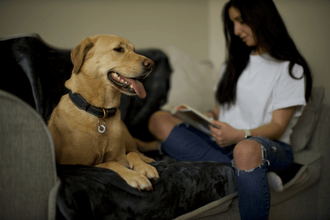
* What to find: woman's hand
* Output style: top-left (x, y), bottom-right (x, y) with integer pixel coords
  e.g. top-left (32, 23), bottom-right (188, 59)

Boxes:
top-left (209, 120), bottom-right (244, 147)
top-left (204, 111), bottom-right (215, 120)
top-left (209, 106), bottom-right (298, 147)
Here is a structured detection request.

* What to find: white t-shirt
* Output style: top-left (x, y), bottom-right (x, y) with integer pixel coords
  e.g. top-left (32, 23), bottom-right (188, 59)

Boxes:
top-left (217, 53), bottom-right (306, 144)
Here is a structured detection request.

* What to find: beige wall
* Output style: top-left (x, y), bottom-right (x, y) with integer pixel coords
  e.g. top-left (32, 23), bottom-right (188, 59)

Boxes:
top-left (1, 0), bottom-right (329, 103)
top-left (0, 0), bottom-right (208, 60)
top-left (209, 0), bottom-right (330, 104)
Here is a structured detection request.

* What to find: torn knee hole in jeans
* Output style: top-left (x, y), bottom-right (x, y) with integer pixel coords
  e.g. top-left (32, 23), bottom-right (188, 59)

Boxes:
top-left (232, 144), bottom-right (270, 176)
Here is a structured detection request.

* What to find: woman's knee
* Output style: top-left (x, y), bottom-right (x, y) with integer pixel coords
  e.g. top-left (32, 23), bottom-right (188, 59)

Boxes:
top-left (149, 111), bottom-right (170, 130)
top-left (148, 111), bottom-right (180, 141)
top-left (233, 140), bottom-right (263, 170)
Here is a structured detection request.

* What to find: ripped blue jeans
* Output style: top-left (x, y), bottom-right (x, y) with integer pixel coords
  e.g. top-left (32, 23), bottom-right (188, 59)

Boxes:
top-left (161, 123), bottom-right (293, 220)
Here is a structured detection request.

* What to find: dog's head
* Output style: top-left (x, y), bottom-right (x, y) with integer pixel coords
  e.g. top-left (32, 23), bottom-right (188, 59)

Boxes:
top-left (69, 34), bottom-right (154, 99)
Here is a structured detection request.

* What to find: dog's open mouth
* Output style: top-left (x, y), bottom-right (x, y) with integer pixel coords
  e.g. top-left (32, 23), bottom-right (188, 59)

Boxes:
top-left (108, 71), bottom-right (147, 99)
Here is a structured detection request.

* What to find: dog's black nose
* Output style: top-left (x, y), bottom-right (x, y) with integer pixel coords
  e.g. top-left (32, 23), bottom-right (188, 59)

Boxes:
top-left (143, 59), bottom-right (154, 70)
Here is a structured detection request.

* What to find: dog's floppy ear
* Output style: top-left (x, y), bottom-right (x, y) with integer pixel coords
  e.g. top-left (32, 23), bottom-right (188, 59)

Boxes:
top-left (71, 37), bottom-right (94, 74)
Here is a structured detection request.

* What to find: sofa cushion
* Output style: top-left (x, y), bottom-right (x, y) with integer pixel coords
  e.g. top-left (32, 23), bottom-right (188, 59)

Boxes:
top-left (174, 192), bottom-right (238, 220)
top-left (290, 86), bottom-right (325, 153)
top-left (270, 150), bottom-right (321, 205)
top-left (162, 46), bottom-right (218, 113)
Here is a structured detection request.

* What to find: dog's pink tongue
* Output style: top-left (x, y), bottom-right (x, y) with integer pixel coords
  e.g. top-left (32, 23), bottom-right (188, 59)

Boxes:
top-left (127, 79), bottom-right (146, 99)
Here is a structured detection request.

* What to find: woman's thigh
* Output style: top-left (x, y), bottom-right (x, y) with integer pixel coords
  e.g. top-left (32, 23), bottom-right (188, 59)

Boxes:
top-left (161, 123), bottom-right (232, 164)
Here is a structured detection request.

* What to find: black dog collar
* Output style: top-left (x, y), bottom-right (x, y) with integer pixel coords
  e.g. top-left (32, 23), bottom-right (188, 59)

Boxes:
top-left (69, 90), bottom-right (117, 118)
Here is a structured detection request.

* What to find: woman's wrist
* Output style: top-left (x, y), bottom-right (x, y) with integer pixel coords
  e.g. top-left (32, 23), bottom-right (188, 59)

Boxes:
top-left (236, 129), bottom-right (246, 143)
top-left (236, 129), bottom-right (252, 143)
top-left (242, 129), bottom-right (252, 139)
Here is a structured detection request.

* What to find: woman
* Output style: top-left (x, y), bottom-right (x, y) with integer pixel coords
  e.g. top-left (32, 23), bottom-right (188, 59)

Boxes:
top-left (147, 0), bottom-right (312, 219)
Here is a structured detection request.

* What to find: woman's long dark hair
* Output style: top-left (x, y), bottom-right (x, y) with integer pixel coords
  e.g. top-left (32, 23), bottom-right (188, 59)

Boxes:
top-left (216, 0), bottom-right (312, 106)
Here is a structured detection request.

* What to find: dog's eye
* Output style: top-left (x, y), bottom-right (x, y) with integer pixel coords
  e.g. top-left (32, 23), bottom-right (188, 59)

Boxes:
top-left (114, 47), bottom-right (124, 52)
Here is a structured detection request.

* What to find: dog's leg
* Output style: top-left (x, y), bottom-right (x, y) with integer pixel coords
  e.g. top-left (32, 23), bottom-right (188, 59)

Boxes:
top-left (121, 121), bottom-right (156, 164)
top-left (96, 161), bottom-right (154, 191)
top-left (126, 152), bottom-right (159, 181)
top-left (126, 139), bottom-right (156, 164)
top-left (134, 138), bottom-right (160, 153)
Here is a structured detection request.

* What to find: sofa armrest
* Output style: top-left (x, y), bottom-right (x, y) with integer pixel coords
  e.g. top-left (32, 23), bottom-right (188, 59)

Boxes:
top-left (0, 90), bottom-right (57, 219)
top-left (305, 103), bottom-right (330, 219)
top-left (306, 103), bottom-right (330, 152)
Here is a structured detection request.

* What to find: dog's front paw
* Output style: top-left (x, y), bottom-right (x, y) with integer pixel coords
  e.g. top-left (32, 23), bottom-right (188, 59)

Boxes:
top-left (132, 162), bottom-right (159, 181)
top-left (96, 161), bottom-right (154, 191)
top-left (127, 152), bottom-right (159, 180)
top-left (139, 154), bottom-right (155, 164)
top-left (123, 169), bottom-right (154, 191)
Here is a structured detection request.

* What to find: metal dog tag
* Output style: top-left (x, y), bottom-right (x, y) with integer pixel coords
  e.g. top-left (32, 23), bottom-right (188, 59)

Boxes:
top-left (98, 119), bottom-right (106, 133)
top-left (98, 125), bottom-right (106, 133)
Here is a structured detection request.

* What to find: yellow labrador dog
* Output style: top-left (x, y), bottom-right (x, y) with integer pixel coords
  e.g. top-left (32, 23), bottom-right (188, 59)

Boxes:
top-left (48, 34), bottom-right (159, 191)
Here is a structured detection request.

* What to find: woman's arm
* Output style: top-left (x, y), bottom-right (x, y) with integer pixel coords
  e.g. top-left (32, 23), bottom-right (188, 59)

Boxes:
top-left (250, 106), bottom-right (296, 140)
top-left (209, 106), bottom-right (297, 147)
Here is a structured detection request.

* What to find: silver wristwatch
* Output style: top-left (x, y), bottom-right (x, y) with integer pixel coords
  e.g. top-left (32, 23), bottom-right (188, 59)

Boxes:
top-left (243, 129), bottom-right (252, 139)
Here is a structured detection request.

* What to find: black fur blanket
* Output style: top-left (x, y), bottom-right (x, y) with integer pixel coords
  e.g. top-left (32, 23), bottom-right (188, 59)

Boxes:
top-left (56, 160), bottom-right (237, 220)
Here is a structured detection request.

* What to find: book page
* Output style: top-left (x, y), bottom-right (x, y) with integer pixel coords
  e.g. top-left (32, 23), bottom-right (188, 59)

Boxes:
top-left (173, 105), bottom-right (212, 136)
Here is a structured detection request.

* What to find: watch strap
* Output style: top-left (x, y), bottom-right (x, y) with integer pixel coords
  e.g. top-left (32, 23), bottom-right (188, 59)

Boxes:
top-left (243, 129), bottom-right (252, 139)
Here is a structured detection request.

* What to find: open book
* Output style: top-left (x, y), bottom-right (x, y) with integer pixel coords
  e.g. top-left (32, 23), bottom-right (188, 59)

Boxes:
top-left (172, 104), bottom-right (214, 136)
